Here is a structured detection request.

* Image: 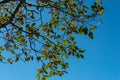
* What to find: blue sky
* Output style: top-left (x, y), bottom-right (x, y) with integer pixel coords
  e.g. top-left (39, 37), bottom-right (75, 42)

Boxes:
top-left (0, 0), bottom-right (120, 80)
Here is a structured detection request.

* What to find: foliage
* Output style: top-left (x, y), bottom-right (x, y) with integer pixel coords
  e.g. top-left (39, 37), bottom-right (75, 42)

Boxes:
top-left (0, 0), bottom-right (104, 80)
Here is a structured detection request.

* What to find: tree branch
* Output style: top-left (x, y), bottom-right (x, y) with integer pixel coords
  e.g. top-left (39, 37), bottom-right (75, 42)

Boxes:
top-left (0, 0), bottom-right (19, 4)
top-left (0, 0), bottom-right (24, 28)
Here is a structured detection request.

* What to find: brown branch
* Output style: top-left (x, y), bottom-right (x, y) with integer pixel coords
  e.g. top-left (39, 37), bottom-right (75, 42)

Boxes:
top-left (10, 22), bottom-right (56, 47)
top-left (0, 0), bottom-right (19, 4)
top-left (0, 0), bottom-right (24, 28)
top-left (24, 2), bottom-right (49, 8)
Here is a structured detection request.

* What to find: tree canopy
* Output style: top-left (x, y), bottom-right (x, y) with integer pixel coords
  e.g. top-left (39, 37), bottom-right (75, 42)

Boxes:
top-left (0, 0), bottom-right (104, 80)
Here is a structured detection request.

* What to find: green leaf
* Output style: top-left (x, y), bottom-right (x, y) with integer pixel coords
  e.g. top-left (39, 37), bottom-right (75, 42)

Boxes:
top-left (0, 46), bottom-right (4, 50)
top-left (80, 54), bottom-right (84, 58)
top-left (79, 26), bottom-right (84, 35)
top-left (25, 57), bottom-right (30, 61)
top-left (10, 49), bottom-right (15, 54)
top-left (36, 73), bottom-right (40, 80)
top-left (83, 5), bottom-right (89, 10)
top-left (0, 56), bottom-right (4, 61)
top-left (89, 31), bottom-right (94, 39)
top-left (83, 27), bottom-right (88, 35)
top-left (15, 56), bottom-right (19, 62)
top-left (42, 76), bottom-right (47, 80)
top-left (90, 25), bottom-right (95, 32)
top-left (36, 56), bottom-right (41, 61)
top-left (16, 36), bottom-right (25, 42)
top-left (61, 26), bottom-right (66, 30)
top-left (79, 49), bottom-right (86, 53)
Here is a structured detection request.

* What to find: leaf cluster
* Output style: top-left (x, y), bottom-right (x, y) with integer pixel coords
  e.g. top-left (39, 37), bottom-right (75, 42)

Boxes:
top-left (0, 0), bottom-right (104, 80)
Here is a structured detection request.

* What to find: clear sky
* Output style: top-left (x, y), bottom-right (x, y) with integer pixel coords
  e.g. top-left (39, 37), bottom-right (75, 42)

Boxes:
top-left (0, 0), bottom-right (120, 80)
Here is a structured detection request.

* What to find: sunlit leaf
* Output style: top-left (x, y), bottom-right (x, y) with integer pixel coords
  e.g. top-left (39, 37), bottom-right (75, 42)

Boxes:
top-left (16, 36), bottom-right (25, 42)
top-left (0, 46), bottom-right (4, 50)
